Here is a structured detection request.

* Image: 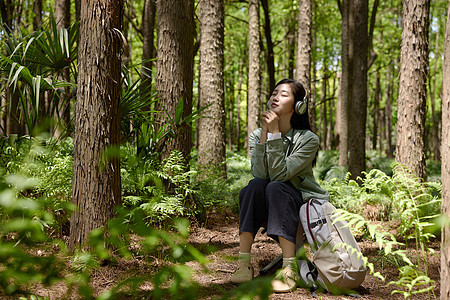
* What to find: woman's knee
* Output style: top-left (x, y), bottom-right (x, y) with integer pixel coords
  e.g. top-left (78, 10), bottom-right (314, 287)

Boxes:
top-left (265, 181), bottom-right (285, 194)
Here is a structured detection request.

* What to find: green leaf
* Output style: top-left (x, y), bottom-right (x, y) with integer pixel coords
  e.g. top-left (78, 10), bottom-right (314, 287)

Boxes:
top-left (174, 97), bottom-right (184, 125)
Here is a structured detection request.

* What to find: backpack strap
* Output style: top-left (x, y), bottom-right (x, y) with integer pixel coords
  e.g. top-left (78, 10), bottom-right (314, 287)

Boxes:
top-left (310, 218), bottom-right (327, 229)
top-left (306, 200), bottom-right (316, 246)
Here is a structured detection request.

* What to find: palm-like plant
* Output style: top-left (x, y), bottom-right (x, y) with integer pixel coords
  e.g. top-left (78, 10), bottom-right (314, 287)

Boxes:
top-left (0, 11), bottom-right (78, 136)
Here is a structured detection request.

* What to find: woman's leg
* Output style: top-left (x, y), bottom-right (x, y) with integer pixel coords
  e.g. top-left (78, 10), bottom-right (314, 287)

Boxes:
top-left (231, 178), bottom-right (269, 283)
top-left (264, 181), bottom-right (303, 292)
top-left (238, 178), bottom-right (270, 239)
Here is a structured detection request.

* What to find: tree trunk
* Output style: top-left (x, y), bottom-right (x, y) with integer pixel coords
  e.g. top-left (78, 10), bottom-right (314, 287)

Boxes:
top-left (236, 70), bottom-right (243, 153)
top-left (55, 0), bottom-right (70, 28)
top-left (327, 75), bottom-right (336, 149)
top-left (247, 0), bottom-right (261, 154)
top-left (287, 10), bottom-right (296, 80)
top-left (441, 3), bottom-right (450, 297)
top-left (141, 0), bottom-right (156, 89)
top-left (338, 0), bottom-right (350, 167)
top-left (155, 0), bottom-right (195, 160)
top-left (321, 67), bottom-right (328, 150)
top-left (228, 82), bottom-right (234, 151)
top-left (33, 0), bottom-right (43, 31)
top-left (385, 64), bottom-right (394, 158)
top-left (260, 0), bottom-right (275, 94)
top-left (396, 0), bottom-right (429, 180)
top-left (296, 0), bottom-right (312, 121)
top-left (75, 0), bottom-right (80, 21)
top-left (69, 0), bottom-right (123, 250)
top-left (197, 0), bottom-right (226, 175)
top-left (430, 23), bottom-right (441, 162)
top-left (348, 0), bottom-right (368, 180)
top-left (0, 0), bottom-right (13, 32)
top-left (372, 72), bottom-right (381, 151)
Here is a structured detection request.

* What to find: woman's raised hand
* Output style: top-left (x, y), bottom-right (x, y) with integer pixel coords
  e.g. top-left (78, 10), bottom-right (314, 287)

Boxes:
top-left (261, 110), bottom-right (280, 134)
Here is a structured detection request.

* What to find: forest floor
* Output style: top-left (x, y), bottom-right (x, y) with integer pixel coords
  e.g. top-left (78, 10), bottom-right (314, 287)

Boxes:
top-left (19, 208), bottom-right (440, 300)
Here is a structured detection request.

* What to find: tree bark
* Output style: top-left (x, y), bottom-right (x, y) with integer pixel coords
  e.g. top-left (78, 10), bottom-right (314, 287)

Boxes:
top-left (141, 0), bottom-right (156, 89)
top-left (430, 22), bottom-right (441, 162)
top-left (396, 0), bottom-right (429, 180)
top-left (69, 0), bottom-right (123, 250)
top-left (236, 68), bottom-right (243, 153)
top-left (0, 0), bottom-right (13, 32)
top-left (321, 67), bottom-right (328, 150)
top-left (338, 0), bottom-right (350, 167)
top-left (296, 0), bottom-right (312, 120)
top-left (260, 0), bottom-right (275, 94)
top-left (348, 0), bottom-right (368, 180)
top-left (287, 10), bottom-right (296, 80)
top-left (385, 64), bottom-right (394, 158)
top-left (55, 0), bottom-right (71, 28)
top-left (247, 0), bottom-right (261, 154)
top-left (441, 3), bottom-right (450, 297)
top-left (327, 75), bottom-right (336, 149)
top-left (372, 72), bottom-right (381, 151)
top-left (197, 0), bottom-right (226, 174)
top-left (33, 0), bottom-right (43, 31)
top-left (155, 0), bottom-right (194, 160)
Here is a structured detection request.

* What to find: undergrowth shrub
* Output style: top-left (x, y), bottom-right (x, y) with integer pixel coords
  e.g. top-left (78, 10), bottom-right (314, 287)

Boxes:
top-left (191, 151), bottom-right (252, 219)
top-left (328, 162), bottom-right (441, 299)
top-left (0, 156), bottom-right (207, 299)
top-left (121, 145), bottom-right (198, 225)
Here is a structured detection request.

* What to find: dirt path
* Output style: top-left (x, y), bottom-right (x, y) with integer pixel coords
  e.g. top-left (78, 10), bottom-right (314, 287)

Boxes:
top-left (186, 210), bottom-right (441, 300)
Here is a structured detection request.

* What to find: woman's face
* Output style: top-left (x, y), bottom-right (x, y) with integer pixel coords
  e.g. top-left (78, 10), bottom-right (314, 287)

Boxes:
top-left (268, 83), bottom-right (295, 118)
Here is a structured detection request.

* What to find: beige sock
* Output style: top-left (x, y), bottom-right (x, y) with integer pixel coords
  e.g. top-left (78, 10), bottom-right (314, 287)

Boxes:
top-left (282, 257), bottom-right (296, 269)
top-left (239, 252), bottom-right (251, 262)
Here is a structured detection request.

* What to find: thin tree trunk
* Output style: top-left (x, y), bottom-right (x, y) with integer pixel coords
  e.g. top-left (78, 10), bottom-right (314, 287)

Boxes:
top-left (228, 82), bottom-right (234, 151)
top-left (440, 2), bottom-right (450, 297)
top-left (141, 0), bottom-right (156, 89)
top-left (260, 0), bottom-right (275, 94)
top-left (155, 0), bottom-right (195, 160)
top-left (396, 0), bottom-right (429, 179)
top-left (385, 64), bottom-right (394, 158)
top-left (33, 0), bottom-right (43, 31)
top-left (348, 0), bottom-right (368, 180)
top-left (296, 0), bottom-right (312, 124)
top-left (236, 71), bottom-right (243, 153)
top-left (69, 0), bottom-right (123, 250)
top-left (321, 68), bottom-right (328, 150)
top-left (338, 0), bottom-right (350, 167)
top-left (75, 0), bottom-right (80, 21)
top-left (197, 0), bottom-right (226, 175)
top-left (247, 0), bottom-right (261, 154)
top-left (372, 72), bottom-right (380, 150)
top-left (327, 75), bottom-right (336, 149)
top-left (288, 10), bottom-right (296, 80)
top-left (0, 0), bottom-right (14, 32)
top-left (430, 22), bottom-right (441, 161)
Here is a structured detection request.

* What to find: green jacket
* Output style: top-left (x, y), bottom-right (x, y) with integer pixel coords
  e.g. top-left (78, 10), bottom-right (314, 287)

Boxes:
top-left (249, 128), bottom-right (330, 202)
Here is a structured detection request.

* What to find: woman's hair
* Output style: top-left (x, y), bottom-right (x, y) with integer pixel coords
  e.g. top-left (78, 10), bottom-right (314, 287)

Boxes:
top-left (274, 78), bottom-right (311, 130)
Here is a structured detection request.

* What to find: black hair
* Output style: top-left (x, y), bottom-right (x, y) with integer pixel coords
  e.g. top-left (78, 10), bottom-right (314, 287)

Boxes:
top-left (273, 78), bottom-right (311, 130)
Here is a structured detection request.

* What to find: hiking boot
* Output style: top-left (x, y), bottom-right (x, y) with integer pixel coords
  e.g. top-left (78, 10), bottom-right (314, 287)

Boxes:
top-left (230, 260), bottom-right (254, 284)
top-left (271, 266), bottom-right (299, 293)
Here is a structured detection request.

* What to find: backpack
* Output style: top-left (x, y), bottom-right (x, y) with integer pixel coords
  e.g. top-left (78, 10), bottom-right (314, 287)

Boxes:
top-left (297, 198), bottom-right (366, 295)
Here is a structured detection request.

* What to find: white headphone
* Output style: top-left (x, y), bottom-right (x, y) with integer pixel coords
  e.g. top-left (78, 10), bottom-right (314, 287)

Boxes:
top-left (267, 89), bottom-right (308, 115)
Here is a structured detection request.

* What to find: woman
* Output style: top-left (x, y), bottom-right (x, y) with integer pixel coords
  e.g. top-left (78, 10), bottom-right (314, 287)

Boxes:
top-left (230, 79), bottom-right (330, 293)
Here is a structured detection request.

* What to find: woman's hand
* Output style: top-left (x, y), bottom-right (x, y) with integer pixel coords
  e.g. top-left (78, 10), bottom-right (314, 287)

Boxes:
top-left (261, 110), bottom-right (280, 134)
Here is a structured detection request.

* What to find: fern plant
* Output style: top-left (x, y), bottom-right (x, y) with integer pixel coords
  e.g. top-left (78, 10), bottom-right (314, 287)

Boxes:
top-left (329, 162), bottom-right (440, 299)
